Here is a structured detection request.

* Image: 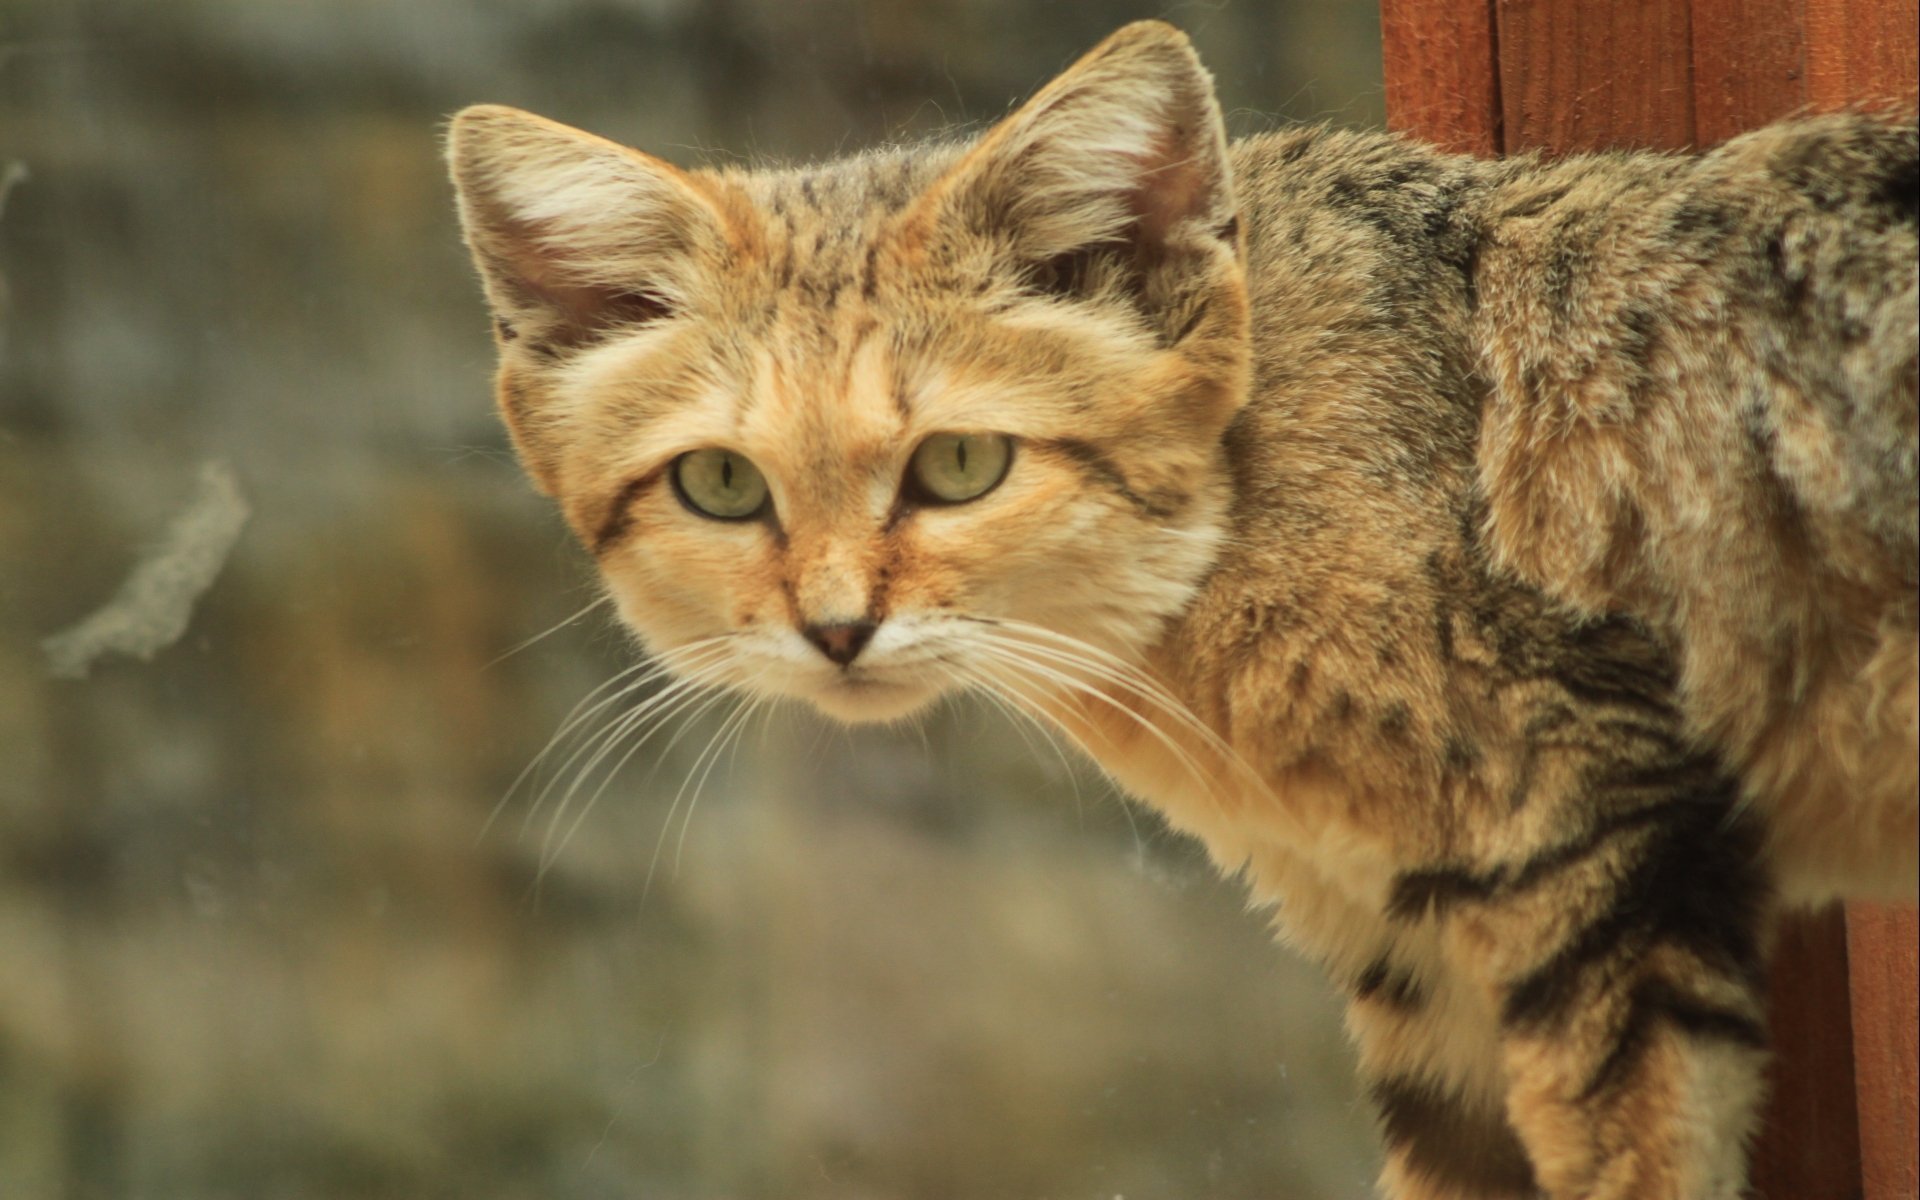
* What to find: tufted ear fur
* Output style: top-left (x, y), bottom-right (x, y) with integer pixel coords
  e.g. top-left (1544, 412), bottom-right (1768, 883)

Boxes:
top-left (446, 105), bottom-right (734, 355)
top-left (900, 21), bottom-right (1239, 340)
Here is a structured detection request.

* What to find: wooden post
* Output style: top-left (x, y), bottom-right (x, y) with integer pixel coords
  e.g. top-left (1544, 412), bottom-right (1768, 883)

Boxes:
top-left (1852, 904), bottom-right (1920, 1200)
top-left (1752, 908), bottom-right (1864, 1198)
top-left (1377, 1), bottom-right (1919, 1196)
top-left (1379, 0), bottom-right (1501, 156)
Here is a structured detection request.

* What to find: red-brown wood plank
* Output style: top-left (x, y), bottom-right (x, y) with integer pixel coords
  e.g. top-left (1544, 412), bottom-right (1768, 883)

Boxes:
top-left (1380, 0), bottom-right (1503, 155)
top-left (1492, 0), bottom-right (1696, 153)
top-left (1692, 0), bottom-right (1811, 145)
top-left (1805, 0), bottom-right (1920, 112)
top-left (1753, 909), bottom-right (1864, 1199)
top-left (1851, 904), bottom-right (1920, 1200)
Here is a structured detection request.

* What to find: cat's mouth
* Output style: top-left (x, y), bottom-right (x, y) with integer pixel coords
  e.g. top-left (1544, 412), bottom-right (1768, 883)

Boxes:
top-left (807, 668), bottom-right (944, 725)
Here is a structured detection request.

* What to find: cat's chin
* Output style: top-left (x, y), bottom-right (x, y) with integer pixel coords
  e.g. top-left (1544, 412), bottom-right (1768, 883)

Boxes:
top-left (805, 676), bottom-right (945, 726)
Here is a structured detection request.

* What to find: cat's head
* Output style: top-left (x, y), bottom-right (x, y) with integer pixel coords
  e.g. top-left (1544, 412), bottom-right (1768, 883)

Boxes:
top-left (447, 22), bottom-right (1249, 724)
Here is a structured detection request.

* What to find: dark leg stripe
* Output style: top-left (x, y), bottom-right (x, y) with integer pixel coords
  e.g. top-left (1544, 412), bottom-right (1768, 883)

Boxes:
top-left (1584, 756), bottom-right (1730, 809)
top-left (1499, 798), bottom-right (1676, 892)
top-left (1371, 1076), bottom-right (1539, 1198)
top-left (1501, 896), bottom-right (1650, 1031)
top-left (1579, 977), bottom-right (1768, 1101)
top-left (1547, 664), bottom-right (1678, 714)
top-left (1549, 615), bottom-right (1679, 712)
top-left (1354, 958), bottom-right (1427, 1011)
top-left (1502, 803), bottom-right (1766, 1030)
top-left (1388, 866), bottom-right (1501, 921)
top-left (1391, 749), bottom-right (1754, 927)
top-left (1387, 797), bottom-right (1682, 921)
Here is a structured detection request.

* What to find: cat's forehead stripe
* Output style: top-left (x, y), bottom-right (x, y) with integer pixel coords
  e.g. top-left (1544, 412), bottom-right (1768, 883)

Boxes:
top-left (722, 144), bottom-right (964, 305)
top-left (738, 145), bottom-right (951, 213)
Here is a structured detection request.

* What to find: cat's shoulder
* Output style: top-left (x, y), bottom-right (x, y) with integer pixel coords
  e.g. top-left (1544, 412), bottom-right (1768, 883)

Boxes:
top-left (1230, 124), bottom-right (1479, 221)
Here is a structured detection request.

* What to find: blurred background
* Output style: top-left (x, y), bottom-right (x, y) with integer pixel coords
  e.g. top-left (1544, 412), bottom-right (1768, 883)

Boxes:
top-left (0, 1), bottom-right (1387, 1196)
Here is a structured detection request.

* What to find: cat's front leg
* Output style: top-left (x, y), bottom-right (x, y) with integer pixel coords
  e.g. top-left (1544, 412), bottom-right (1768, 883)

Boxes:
top-left (1396, 771), bottom-right (1774, 1200)
top-left (1490, 951), bottom-right (1768, 1200)
top-left (1343, 949), bottom-right (1539, 1199)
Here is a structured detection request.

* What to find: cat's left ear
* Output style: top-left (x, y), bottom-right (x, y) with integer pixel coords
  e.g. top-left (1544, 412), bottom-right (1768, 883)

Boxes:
top-left (445, 105), bottom-right (735, 356)
top-left (901, 21), bottom-right (1239, 311)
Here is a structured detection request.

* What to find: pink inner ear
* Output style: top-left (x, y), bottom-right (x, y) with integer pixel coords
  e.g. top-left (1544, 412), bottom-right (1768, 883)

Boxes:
top-left (1127, 123), bottom-right (1222, 247)
top-left (602, 289), bottom-right (675, 324)
top-left (485, 218), bottom-right (676, 346)
top-left (528, 276), bottom-right (677, 347)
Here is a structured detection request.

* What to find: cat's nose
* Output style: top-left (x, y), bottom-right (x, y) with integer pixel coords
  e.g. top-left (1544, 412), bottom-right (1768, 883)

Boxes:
top-left (803, 620), bottom-right (877, 667)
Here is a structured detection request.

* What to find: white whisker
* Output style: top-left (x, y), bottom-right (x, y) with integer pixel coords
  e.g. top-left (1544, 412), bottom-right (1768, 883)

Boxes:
top-left (484, 656), bottom-right (669, 842)
top-left (484, 593), bottom-right (614, 671)
top-left (972, 618), bottom-right (1273, 802)
top-left (970, 636), bottom-right (1220, 795)
top-left (545, 675), bottom-right (738, 878)
top-left (643, 674), bottom-right (773, 899)
top-left (935, 658), bottom-right (1090, 819)
top-left (491, 634), bottom-right (737, 840)
top-left (952, 655), bottom-right (1147, 858)
top-left (524, 643), bottom-right (736, 838)
top-left (672, 686), bottom-right (773, 873)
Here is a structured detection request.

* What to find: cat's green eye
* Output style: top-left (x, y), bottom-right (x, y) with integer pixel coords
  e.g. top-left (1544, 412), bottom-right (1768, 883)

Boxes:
top-left (672, 448), bottom-right (769, 520)
top-left (909, 432), bottom-right (1013, 505)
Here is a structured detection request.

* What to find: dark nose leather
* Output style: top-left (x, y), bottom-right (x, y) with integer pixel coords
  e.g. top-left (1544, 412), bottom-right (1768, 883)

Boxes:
top-left (804, 621), bottom-right (876, 666)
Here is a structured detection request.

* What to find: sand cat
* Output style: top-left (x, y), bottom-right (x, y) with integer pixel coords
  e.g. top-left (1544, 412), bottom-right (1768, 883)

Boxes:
top-left (446, 21), bottom-right (1918, 1199)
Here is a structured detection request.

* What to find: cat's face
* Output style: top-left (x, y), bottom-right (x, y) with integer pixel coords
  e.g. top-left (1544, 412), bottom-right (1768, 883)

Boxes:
top-left (449, 22), bottom-right (1249, 724)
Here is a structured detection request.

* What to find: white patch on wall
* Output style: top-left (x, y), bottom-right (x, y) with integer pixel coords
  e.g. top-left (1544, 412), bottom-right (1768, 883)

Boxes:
top-left (42, 460), bottom-right (252, 679)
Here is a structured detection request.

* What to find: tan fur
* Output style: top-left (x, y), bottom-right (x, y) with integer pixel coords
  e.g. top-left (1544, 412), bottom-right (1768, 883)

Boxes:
top-left (448, 22), bottom-right (1918, 1199)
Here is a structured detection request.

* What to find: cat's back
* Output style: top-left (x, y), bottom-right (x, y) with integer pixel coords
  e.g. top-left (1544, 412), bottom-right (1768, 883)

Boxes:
top-left (1215, 113), bottom-right (1916, 903)
top-left (1468, 110), bottom-right (1918, 902)
top-left (1474, 111), bottom-right (1917, 583)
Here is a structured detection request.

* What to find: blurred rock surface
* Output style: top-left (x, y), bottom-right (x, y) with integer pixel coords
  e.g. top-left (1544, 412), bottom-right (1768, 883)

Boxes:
top-left (0, 1), bottom-right (1386, 1196)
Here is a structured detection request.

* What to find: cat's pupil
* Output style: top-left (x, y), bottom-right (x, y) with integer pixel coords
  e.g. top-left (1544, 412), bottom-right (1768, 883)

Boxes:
top-left (721, 457), bottom-right (734, 490)
top-left (956, 440), bottom-right (968, 472)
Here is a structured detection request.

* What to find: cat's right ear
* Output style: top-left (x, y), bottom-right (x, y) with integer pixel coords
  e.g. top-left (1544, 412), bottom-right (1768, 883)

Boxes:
top-left (897, 21), bottom-right (1240, 324)
top-left (445, 105), bottom-right (733, 359)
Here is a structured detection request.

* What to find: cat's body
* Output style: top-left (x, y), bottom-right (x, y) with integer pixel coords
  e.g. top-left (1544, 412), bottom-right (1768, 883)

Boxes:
top-left (448, 23), bottom-right (1917, 1200)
